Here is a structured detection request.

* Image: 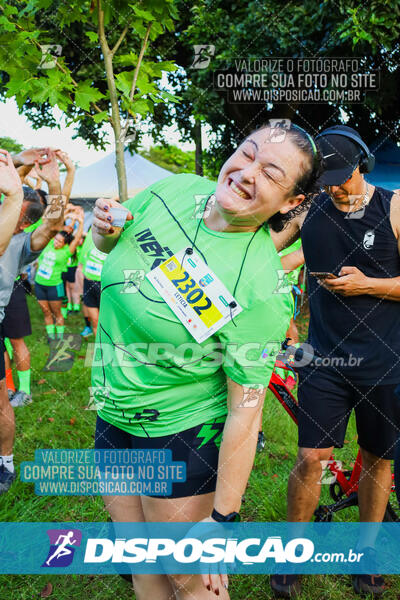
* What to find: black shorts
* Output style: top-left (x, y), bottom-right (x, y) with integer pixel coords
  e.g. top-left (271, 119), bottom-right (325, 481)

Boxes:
top-left (0, 324), bottom-right (5, 381)
top-left (64, 266), bottom-right (77, 283)
top-left (83, 277), bottom-right (101, 308)
top-left (3, 280), bottom-right (32, 339)
top-left (297, 367), bottom-right (400, 459)
top-left (94, 415), bottom-right (225, 498)
top-left (35, 281), bottom-right (65, 302)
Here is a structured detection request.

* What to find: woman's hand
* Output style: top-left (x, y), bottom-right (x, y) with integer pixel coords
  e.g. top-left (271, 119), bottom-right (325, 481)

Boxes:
top-left (35, 150), bottom-right (60, 185)
top-left (55, 150), bottom-right (75, 171)
top-left (93, 197), bottom-right (133, 236)
top-left (184, 517), bottom-right (229, 596)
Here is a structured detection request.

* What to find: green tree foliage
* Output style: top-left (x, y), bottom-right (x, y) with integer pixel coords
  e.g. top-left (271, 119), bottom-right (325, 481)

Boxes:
top-left (0, 136), bottom-right (23, 153)
top-left (140, 144), bottom-right (196, 174)
top-left (166, 0), bottom-right (400, 175)
top-left (0, 0), bottom-right (179, 200)
top-left (1, 1), bottom-right (399, 179)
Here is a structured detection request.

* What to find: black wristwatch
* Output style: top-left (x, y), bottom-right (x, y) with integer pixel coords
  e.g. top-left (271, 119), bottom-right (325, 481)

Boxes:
top-left (211, 508), bottom-right (240, 522)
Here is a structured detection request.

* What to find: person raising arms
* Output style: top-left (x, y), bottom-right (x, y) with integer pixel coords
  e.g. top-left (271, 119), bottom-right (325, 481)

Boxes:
top-left (0, 148), bottom-right (67, 492)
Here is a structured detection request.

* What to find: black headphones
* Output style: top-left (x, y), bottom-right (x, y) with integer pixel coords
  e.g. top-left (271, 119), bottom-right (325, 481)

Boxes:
top-left (315, 127), bottom-right (375, 174)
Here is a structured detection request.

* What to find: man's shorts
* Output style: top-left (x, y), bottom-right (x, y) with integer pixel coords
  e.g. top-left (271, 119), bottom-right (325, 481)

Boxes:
top-left (95, 415), bottom-right (225, 498)
top-left (35, 281), bottom-right (65, 302)
top-left (83, 277), bottom-right (101, 308)
top-left (297, 367), bottom-right (400, 459)
top-left (3, 280), bottom-right (32, 339)
top-left (0, 324), bottom-right (5, 381)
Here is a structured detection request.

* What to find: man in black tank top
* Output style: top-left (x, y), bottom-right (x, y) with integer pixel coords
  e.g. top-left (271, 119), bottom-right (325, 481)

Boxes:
top-left (272, 126), bottom-right (400, 598)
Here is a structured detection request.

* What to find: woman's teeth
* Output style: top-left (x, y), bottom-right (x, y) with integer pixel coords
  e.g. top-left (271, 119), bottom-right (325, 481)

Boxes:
top-left (230, 180), bottom-right (250, 199)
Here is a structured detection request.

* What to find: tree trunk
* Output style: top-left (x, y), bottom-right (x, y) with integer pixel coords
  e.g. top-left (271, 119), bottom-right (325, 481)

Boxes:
top-left (194, 119), bottom-right (203, 176)
top-left (97, 0), bottom-right (128, 202)
top-left (114, 138), bottom-right (128, 202)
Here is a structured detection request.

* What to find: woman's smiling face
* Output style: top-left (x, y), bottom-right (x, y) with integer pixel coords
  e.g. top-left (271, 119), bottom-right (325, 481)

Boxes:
top-left (54, 233), bottom-right (66, 249)
top-left (214, 127), bottom-right (310, 229)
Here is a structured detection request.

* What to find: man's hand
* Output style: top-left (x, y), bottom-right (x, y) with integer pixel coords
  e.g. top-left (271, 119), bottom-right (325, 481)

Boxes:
top-left (319, 266), bottom-right (370, 296)
top-left (13, 148), bottom-right (50, 167)
top-left (0, 149), bottom-right (24, 198)
top-left (35, 150), bottom-right (60, 184)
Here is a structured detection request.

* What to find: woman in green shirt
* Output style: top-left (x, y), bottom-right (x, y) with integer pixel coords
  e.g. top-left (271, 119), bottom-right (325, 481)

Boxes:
top-left (35, 215), bottom-right (83, 340)
top-left (91, 123), bottom-right (322, 598)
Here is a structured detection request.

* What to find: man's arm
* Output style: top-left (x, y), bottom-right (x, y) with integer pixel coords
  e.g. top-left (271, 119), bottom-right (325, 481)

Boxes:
top-left (0, 149), bottom-right (24, 255)
top-left (280, 247), bottom-right (304, 272)
top-left (270, 210), bottom-right (306, 252)
top-left (322, 193), bottom-right (400, 301)
top-left (30, 151), bottom-right (65, 252)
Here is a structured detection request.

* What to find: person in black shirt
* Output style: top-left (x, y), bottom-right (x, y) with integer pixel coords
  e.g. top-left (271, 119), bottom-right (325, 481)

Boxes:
top-left (271, 126), bottom-right (400, 598)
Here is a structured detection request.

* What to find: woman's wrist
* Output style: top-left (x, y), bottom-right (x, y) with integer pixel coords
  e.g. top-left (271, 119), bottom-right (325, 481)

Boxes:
top-left (211, 508), bottom-right (240, 522)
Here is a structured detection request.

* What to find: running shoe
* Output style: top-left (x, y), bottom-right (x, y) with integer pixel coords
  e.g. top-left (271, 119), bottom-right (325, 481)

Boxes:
top-left (352, 548), bottom-right (386, 596)
top-left (7, 389), bottom-right (15, 401)
top-left (0, 463), bottom-right (16, 495)
top-left (80, 326), bottom-right (93, 337)
top-left (257, 431), bottom-right (266, 452)
top-left (10, 391), bottom-right (33, 407)
top-left (270, 574), bottom-right (301, 598)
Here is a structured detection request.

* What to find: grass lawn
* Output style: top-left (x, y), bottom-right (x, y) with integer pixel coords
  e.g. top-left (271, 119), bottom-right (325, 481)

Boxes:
top-left (1, 295), bottom-right (399, 599)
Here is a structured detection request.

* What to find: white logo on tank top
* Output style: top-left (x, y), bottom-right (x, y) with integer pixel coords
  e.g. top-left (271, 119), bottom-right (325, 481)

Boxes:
top-left (363, 230), bottom-right (375, 250)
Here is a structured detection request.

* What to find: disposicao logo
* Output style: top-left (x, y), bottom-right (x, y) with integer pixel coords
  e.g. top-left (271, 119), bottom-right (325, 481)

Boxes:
top-left (42, 529), bottom-right (82, 567)
top-left (83, 536), bottom-right (315, 565)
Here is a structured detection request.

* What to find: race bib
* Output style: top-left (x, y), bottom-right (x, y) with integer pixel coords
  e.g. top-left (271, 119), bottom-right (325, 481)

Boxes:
top-left (85, 260), bottom-right (103, 277)
top-left (38, 253), bottom-right (55, 280)
top-left (37, 265), bottom-right (52, 280)
top-left (146, 249), bottom-right (242, 343)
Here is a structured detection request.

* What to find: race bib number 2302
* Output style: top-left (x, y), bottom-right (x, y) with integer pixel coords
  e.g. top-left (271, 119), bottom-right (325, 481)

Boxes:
top-left (146, 249), bottom-right (242, 343)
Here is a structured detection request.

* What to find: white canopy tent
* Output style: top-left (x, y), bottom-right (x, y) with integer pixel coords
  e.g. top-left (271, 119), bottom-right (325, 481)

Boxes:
top-left (63, 149), bottom-right (172, 200)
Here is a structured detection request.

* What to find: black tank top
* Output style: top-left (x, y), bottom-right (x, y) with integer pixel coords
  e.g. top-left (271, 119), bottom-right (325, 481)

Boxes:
top-left (301, 186), bottom-right (400, 384)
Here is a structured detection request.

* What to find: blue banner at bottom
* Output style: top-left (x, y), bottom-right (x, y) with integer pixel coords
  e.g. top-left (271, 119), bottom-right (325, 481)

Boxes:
top-left (1, 522), bottom-right (400, 574)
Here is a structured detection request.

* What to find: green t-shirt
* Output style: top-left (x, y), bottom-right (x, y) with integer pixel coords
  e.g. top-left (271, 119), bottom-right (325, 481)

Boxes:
top-left (68, 243), bottom-right (84, 268)
top-left (81, 230), bottom-right (107, 281)
top-left (92, 174), bottom-right (293, 437)
top-left (24, 217), bottom-right (43, 233)
top-left (35, 240), bottom-right (72, 286)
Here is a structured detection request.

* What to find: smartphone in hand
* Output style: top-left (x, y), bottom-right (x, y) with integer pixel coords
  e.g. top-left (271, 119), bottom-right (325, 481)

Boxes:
top-left (309, 272), bottom-right (338, 280)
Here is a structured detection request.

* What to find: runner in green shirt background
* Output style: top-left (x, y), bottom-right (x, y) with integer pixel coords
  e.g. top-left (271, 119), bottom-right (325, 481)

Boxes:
top-left (34, 214), bottom-right (84, 340)
top-left (61, 207), bottom-right (86, 317)
top-left (79, 228), bottom-right (107, 337)
top-left (64, 236), bottom-right (85, 314)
